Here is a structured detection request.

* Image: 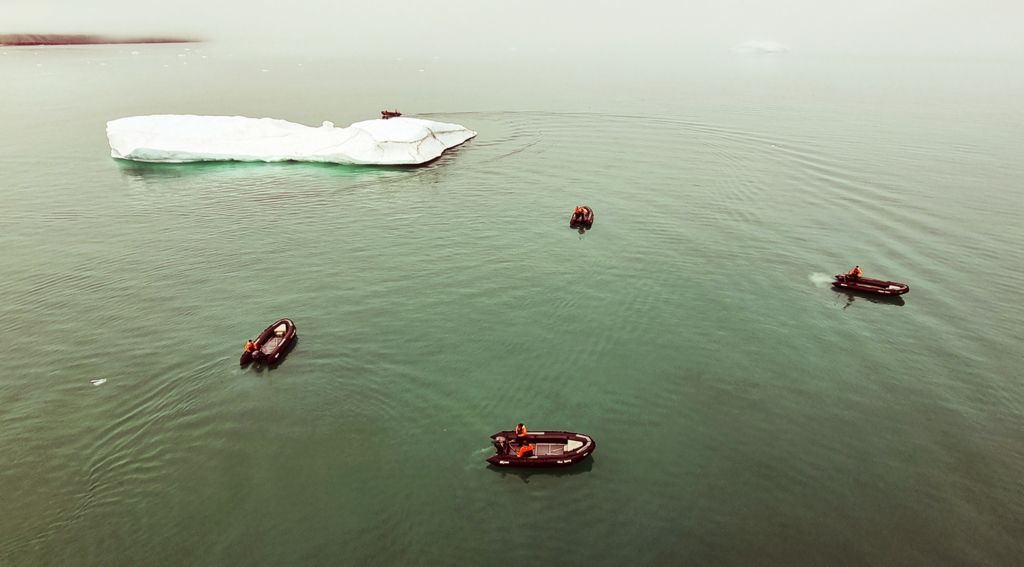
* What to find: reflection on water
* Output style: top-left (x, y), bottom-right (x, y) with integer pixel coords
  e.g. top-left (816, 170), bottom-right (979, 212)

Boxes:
top-left (488, 456), bottom-right (595, 483)
top-left (836, 289), bottom-right (907, 308)
top-left (114, 158), bottom-right (404, 181)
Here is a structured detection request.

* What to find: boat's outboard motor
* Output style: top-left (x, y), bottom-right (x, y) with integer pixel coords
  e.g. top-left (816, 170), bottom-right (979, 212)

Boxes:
top-left (493, 436), bottom-right (509, 455)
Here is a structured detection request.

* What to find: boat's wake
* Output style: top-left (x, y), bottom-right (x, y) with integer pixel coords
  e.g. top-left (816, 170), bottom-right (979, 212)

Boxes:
top-left (809, 272), bottom-right (835, 288)
top-left (465, 447), bottom-right (494, 470)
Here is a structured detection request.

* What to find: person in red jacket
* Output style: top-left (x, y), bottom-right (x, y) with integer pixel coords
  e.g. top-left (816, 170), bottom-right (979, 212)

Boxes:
top-left (517, 442), bottom-right (535, 458)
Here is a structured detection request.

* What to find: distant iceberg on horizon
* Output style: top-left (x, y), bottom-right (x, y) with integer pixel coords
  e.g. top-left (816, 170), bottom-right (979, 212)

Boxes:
top-left (106, 115), bottom-right (477, 165)
top-left (732, 40), bottom-right (789, 54)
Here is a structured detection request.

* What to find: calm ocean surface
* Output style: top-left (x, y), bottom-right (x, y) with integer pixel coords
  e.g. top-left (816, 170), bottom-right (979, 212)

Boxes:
top-left (1, 44), bottom-right (1022, 565)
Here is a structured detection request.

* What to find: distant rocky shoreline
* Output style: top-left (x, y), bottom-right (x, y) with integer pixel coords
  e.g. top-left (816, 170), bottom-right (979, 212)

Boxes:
top-left (0, 34), bottom-right (197, 46)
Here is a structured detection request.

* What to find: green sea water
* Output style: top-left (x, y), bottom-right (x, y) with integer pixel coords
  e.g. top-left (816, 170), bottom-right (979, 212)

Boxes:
top-left (1, 44), bottom-right (1022, 565)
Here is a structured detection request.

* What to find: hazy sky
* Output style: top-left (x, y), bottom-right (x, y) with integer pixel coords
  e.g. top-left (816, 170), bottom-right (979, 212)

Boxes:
top-left (5, 0), bottom-right (1023, 56)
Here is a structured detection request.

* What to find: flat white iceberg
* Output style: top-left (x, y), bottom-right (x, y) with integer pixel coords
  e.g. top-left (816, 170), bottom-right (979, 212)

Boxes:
top-left (107, 115), bottom-right (477, 165)
top-left (732, 40), bottom-right (789, 54)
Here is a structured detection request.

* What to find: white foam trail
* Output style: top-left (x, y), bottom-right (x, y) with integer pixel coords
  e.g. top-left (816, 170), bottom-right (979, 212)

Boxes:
top-left (90, 378), bottom-right (107, 386)
top-left (809, 272), bottom-right (835, 288)
top-left (464, 446), bottom-right (495, 470)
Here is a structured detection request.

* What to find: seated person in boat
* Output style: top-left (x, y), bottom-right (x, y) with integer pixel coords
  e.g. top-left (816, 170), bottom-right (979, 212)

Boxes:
top-left (517, 442), bottom-right (535, 458)
top-left (245, 339), bottom-right (257, 353)
top-left (515, 423), bottom-right (528, 438)
top-left (847, 265), bottom-right (863, 279)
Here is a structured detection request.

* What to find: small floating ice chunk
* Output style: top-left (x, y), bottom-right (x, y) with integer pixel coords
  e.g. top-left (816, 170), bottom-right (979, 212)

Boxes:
top-left (90, 378), bottom-right (107, 386)
top-left (106, 115), bottom-right (478, 165)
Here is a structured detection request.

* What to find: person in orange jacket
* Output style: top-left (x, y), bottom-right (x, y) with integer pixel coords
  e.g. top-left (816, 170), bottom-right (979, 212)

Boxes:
top-left (515, 423), bottom-right (528, 438)
top-left (847, 265), bottom-right (863, 279)
top-left (245, 339), bottom-right (257, 353)
top-left (518, 442), bottom-right (535, 458)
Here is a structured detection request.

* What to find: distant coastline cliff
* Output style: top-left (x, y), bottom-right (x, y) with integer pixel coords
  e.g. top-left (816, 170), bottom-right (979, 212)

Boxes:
top-left (0, 34), bottom-right (197, 46)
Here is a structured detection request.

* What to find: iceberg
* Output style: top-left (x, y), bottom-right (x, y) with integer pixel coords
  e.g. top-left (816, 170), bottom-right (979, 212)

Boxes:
top-left (732, 40), bottom-right (789, 54)
top-left (106, 115), bottom-right (477, 165)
